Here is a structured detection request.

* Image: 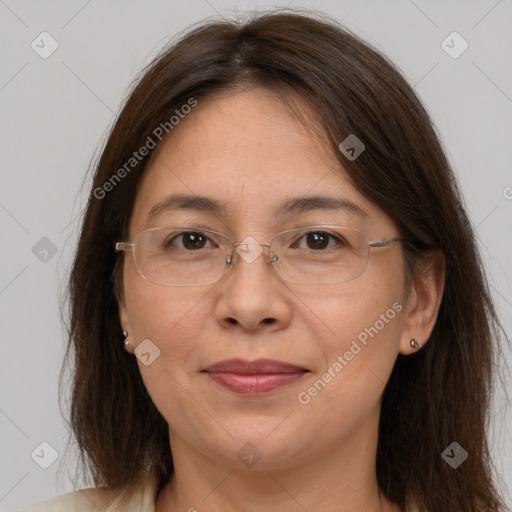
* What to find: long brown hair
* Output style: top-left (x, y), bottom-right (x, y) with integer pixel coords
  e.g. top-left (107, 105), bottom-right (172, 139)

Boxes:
top-left (60, 9), bottom-right (508, 511)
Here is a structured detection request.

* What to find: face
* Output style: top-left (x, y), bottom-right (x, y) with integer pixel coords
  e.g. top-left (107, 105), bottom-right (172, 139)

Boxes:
top-left (119, 88), bottom-right (412, 472)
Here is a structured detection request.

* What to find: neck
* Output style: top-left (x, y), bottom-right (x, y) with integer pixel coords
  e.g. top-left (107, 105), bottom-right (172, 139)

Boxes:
top-left (155, 406), bottom-right (401, 512)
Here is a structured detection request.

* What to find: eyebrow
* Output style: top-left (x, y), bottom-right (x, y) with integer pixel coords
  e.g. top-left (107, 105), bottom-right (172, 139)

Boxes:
top-left (146, 193), bottom-right (369, 223)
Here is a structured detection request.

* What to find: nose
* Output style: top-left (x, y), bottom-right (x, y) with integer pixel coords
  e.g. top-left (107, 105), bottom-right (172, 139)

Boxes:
top-left (214, 238), bottom-right (291, 332)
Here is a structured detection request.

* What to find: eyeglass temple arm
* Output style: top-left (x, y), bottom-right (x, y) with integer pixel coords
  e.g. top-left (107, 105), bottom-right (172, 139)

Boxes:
top-left (115, 242), bottom-right (134, 251)
top-left (369, 236), bottom-right (405, 248)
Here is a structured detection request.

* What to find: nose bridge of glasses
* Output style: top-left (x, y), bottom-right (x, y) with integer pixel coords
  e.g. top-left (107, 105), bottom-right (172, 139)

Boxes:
top-left (230, 239), bottom-right (273, 266)
top-left (221, 237), bottom-right (272, 265)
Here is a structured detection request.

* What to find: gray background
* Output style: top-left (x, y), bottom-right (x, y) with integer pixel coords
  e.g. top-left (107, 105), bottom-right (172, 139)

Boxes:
top-left (0, 1), bottom-right (511, 510)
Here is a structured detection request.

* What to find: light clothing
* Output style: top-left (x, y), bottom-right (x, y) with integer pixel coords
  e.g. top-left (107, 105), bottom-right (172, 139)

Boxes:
top-left (22, 473), bottom-right (159, 512)
top-left (23, 473), bottom-right (419, 511)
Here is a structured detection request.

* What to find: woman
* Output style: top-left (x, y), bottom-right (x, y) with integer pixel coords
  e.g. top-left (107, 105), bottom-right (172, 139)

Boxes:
top-left (24, 9), bottom-right (507, 512)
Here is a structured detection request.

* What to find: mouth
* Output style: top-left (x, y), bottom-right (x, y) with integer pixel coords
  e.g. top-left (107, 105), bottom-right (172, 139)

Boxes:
top-left (202, 358), bottom-right (309, 395)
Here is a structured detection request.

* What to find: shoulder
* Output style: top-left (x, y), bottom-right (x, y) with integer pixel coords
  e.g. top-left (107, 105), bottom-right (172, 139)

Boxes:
top-left (21, 476), bottom-right (158, 512)
top-left (21, 487), bottom-right (117, 512)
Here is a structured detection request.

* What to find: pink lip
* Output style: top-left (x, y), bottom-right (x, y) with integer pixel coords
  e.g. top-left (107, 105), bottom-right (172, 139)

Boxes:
top-left (203, 358), bottom-right (309, 395)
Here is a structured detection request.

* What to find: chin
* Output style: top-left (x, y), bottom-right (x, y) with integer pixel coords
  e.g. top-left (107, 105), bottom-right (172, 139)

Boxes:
top-left (202, 418), bottom-right (312, 470)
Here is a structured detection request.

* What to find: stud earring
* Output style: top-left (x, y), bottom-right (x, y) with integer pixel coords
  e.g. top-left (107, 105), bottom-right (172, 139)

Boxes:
top-left (123, 331), bottom-right (130, 347)
top-left (410, 338), bottom-right (422, 350)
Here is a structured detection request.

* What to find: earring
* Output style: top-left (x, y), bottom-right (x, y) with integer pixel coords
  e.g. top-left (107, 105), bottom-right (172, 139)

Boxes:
top-left (410, 338), bottom-right (422, 350)
top-left (123, 331), bottom-right (130, 347)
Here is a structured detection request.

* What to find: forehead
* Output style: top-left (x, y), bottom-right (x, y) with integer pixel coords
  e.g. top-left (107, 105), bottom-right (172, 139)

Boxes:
top-left (129, 89), bottom-right (384, 235)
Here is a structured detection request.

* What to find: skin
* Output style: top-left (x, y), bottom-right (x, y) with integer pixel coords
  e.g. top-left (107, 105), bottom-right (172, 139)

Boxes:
top-left (119, 87), bottom-right (444, 512)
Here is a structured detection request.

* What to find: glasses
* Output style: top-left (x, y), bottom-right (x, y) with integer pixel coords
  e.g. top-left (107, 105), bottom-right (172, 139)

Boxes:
top-left (115, 225), bottom-right (405, 286)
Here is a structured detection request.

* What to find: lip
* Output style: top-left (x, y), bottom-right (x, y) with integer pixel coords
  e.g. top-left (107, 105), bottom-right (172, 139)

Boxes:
top-left (203, 358), bottom-right (309, 395)
top-left (204, 358), bottom-right (308, 374)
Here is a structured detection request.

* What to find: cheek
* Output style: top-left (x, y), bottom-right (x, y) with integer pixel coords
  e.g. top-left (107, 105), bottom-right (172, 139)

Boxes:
top-left (296, 262), bottom-right (405, 410)
top-left (123, 260), bottom-right (214, 382)
top-left (125, 281), bottom-right (211, 360)
top-left (124, 255), bottom-right (208, 339)
top-left (296, 268), bottom-right (405, 355)
top-left (124, 281), bottom-right (215, 425)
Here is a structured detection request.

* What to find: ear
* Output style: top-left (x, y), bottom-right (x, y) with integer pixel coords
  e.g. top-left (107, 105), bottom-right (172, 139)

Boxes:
top-left (119, 300), bottom-right (135, 354)
top-left (399, 250), bottom-right (445, 355)
top-left (115, 259), bottom-right (135, 354)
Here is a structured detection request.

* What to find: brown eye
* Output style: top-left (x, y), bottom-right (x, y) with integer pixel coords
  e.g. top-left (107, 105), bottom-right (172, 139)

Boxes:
top-left (164, 231), bottom-right (213, 250)
top-left (294, 231), bottom-right (346, 251)
top-left (305, 232), bottom-right (329, 250)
